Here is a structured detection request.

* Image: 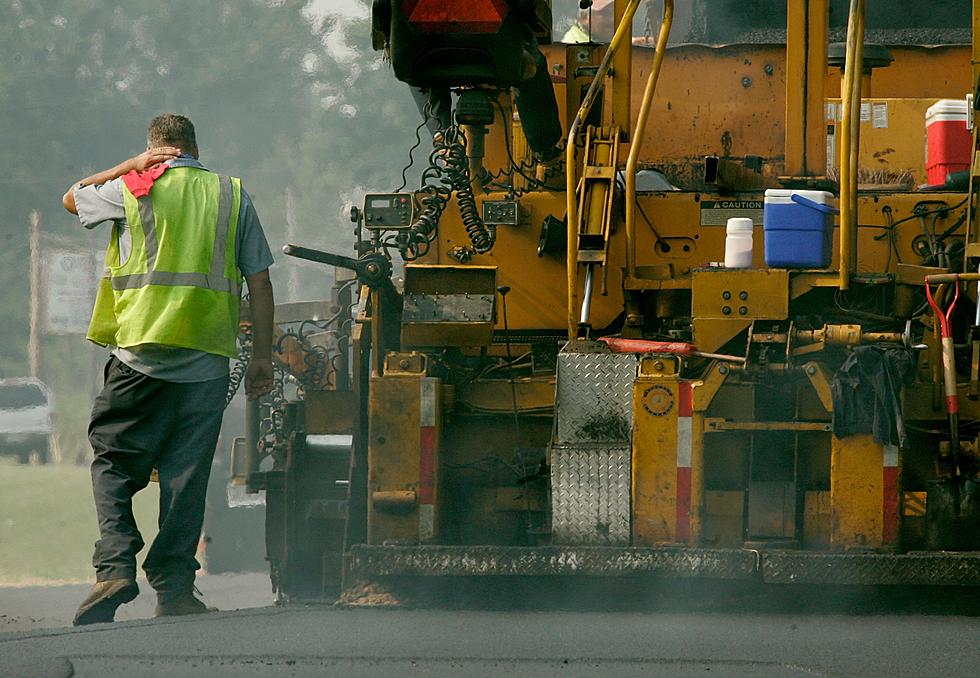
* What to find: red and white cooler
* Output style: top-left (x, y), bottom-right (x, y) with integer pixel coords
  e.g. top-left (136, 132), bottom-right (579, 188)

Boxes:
top-left (925, 99), bottom-right (971, 185)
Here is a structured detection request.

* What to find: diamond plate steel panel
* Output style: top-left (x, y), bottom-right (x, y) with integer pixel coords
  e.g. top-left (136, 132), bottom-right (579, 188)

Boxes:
top-left (551, 444), bottom-right (631, 545)
top-left (556, 348), bottom-right (637, 444)
top-left (347, 545), bottom-right (980, 585)
top-left (402, 293), bottom-right (494, 322)
top-left (761, 552), bottom-right (980, 586)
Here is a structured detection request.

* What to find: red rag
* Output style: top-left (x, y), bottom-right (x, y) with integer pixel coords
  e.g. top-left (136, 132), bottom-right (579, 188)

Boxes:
top-left (120, 164), bottom-right (168, 198)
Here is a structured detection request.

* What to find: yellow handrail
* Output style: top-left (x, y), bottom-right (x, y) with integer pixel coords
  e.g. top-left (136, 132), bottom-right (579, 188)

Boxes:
top-left (625, 0), bottom-right (673, 280)
top-left (838, 0), bottom-right (864, 291)
top-left (566, 0), bottom-right (643, 339)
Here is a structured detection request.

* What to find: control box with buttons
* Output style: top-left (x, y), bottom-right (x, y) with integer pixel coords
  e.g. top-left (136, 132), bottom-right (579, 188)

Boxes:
top-left (482, 199), bottom-right (520, 226)
top-left (363, 193), bottom-right (414, 230)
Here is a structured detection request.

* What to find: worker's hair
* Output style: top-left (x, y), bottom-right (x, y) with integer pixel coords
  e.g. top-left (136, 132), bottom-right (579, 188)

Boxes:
top-left (147, 113), bottom-right (197, 149)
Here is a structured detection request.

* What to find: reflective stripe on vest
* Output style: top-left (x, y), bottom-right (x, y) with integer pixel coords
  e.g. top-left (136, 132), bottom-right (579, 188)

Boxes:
top-left (111, 175), bottom-right (237, 294)
top-left (87, 168), bottom-right (243, 357)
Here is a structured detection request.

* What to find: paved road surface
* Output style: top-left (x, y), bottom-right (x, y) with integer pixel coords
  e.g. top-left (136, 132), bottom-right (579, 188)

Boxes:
top-left (2, 577), bottom-right (980, 678)
top-left (0, 573), bottom-right (272, 633)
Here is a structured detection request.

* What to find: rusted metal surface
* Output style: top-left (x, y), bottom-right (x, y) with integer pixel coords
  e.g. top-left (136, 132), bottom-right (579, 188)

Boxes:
top-left (650, 1), bottom-right (969, 46)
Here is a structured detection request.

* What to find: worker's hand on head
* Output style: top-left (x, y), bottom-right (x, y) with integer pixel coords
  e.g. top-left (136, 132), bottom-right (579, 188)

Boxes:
top-left (245, 358), bottom-right (274, 400)
top-left (131, 146), bottom-right (181, 172)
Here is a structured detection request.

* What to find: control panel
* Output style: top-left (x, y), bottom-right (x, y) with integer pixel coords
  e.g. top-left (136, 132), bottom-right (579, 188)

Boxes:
top-left (363, 193), bottom-right (413, 229)
top-left (482, 199), bottom-right (520, 226)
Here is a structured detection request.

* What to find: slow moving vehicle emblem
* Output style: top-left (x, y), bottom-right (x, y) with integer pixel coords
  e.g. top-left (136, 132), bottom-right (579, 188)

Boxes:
top-left (642, 385), bottom-right (674, 416)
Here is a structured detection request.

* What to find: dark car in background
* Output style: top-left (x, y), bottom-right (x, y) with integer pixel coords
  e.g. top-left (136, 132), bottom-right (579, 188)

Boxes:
top-left (0, 378), bottom-right (54, 464)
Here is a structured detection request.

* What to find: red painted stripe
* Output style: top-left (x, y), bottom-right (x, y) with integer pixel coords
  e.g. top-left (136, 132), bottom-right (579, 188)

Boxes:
top-left (678, 381), bottom-right (693, 418)
top-left (946, 395), bottom-right (959, 414)
top-left (419, 426), bottom-right (436, 504)
top-left (882, 466), bottom-right (899, 544)
top-left (676, 466), bottom-right (692, 542)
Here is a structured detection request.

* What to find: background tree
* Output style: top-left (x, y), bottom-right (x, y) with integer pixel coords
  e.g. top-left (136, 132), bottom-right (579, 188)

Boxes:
top-left (0, 0), bottom-right (424, 460)
top-left (0, 0), bottom-right (583, 461)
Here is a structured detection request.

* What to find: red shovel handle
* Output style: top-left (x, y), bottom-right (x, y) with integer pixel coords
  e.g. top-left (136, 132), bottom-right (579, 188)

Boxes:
top-left (925, 280), bottom-right (961, 418)
top-left (925, 281), bottom-right (959, 339)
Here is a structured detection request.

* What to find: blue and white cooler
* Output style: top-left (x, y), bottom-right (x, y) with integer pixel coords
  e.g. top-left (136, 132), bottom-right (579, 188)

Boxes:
top-left (763, 189), bottom-right (838, 268)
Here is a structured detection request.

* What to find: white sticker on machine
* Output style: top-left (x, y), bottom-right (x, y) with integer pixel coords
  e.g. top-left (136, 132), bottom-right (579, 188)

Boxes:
top-left (699, 200), bottom-right (764, 227)
top-left (872, 101), bottom-right (889, 128)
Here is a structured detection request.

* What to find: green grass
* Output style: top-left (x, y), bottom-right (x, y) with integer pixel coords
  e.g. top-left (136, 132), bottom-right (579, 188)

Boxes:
top-left (0, 459), bottom-right (159, 585)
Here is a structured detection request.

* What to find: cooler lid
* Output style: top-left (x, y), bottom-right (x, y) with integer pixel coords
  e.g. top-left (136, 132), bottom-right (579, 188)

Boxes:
top-left (765, 189), bottom-right (835, 205)
top-left (926, 99), bottom-right (968, 123)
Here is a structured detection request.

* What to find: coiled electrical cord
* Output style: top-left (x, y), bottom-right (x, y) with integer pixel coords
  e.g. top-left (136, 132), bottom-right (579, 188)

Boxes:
top-left (391, 132), bottom-right (453, 260)
top-left (396, 119), bottom-right (495, 260)
top-left (227, 325), bottom-right (251, 407)
top-left (455, 148), bottom-right (495, 254)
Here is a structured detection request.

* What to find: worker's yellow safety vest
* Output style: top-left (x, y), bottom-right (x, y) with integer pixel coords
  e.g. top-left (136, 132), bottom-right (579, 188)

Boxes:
top-left (87, 167), bottom-right (243, 358)
top-left (561, 22), bottom-right (591, 44)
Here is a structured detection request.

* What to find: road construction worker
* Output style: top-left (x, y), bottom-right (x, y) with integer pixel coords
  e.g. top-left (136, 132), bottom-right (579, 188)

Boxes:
top-left (562, 0), bottom-right (616, 43)
top-left (62, 113), bottom-right (275, 625)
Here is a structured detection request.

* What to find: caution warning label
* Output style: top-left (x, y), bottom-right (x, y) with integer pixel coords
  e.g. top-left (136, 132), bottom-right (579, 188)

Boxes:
top-left (699, 200), bottom-right (764, 227)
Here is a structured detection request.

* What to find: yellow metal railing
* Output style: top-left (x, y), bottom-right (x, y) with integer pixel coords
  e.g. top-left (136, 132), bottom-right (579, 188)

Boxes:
top-left (625, 0), bottom-right (673, 280)
top-left (565, 0), bottom-right (642, 338)
top-left (839, 0), bottom-right (865, 291)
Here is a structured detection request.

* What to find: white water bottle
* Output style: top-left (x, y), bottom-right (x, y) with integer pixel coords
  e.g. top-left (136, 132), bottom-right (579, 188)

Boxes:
top-left (724, 217), bottom-right (754, 268)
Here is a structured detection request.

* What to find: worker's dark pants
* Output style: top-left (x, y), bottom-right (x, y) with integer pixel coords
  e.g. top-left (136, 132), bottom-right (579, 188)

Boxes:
top-left (88, 356), bottom-right (228, 596)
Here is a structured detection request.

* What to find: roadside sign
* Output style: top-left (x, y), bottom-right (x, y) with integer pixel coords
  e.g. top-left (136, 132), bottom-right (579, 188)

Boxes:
top-left (43, 251), bottom-right (102, 334)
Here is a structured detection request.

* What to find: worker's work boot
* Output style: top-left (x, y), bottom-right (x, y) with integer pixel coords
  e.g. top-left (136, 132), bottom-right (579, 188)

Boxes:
top-left (154, 589), bottom-right (218, 618)
top-left (72, 578), bottom-right (139, 626)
